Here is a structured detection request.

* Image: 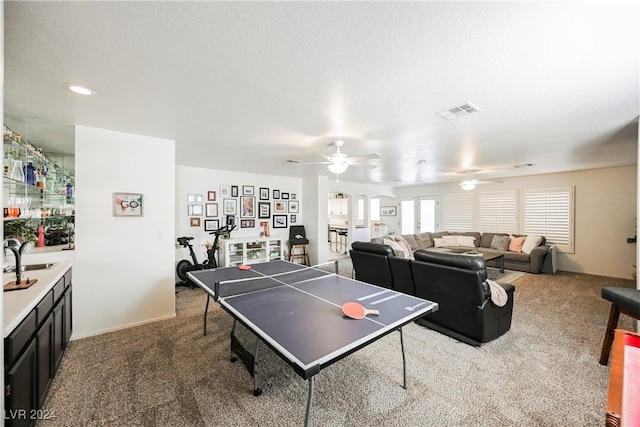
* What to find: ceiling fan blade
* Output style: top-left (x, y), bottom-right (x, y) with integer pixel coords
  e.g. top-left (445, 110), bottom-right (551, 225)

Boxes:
top-left (349, 162), bottom-right (378, 169)
top-left (347, 153), bottom-right (381, 162)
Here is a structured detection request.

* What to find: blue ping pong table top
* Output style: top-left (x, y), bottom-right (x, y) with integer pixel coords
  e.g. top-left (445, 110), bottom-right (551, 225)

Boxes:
top-left (188, 260), bottom-right (438, 379)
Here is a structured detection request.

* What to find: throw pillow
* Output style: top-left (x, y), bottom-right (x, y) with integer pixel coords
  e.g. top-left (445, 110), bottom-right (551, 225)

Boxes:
top-left (433, 237), bottom-right (447, 248)
top-left (508, 235), bottom-right (526, 252)
top-left (490, 235), bottom-right (511, 251)
top-left (442, 235), bottom-right (459, 246)
top-left (456, 235), bottom-right (476, 247)
top-left (388, 235), bottom-right (413, 259)
top-left (522, 235), bottom-right (543, 254)
top-left (382, 237), bottom-right (405, 257)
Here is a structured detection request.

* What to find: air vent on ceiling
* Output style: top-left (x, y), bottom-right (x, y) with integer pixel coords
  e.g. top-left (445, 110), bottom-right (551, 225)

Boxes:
top-left (435, 102), bottom-right (481, 121)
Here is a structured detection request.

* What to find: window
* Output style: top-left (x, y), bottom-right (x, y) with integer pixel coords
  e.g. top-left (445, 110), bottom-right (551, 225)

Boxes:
top-left (357, 199), bottom-right (364, 221)
top-left (441, 192), bottom-right (473, 232)
top-left (400, 199), bottom-right (415, 235)
top-left (370, 198), bottom-right (380, 221)
top-left (524, 187), bottom-right (574, 252)
top-left (479, 190), bottom-right (518, 234)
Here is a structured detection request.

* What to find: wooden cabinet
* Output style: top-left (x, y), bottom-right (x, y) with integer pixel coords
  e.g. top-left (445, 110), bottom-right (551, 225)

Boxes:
top-left (328, 198), bottom-right (348, 215)
top-left (4, 267), bottom-right (72, 427)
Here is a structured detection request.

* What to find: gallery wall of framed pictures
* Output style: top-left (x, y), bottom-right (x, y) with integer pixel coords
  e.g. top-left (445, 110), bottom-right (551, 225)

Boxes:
top-left (183, 184), bottom-right (300, 235)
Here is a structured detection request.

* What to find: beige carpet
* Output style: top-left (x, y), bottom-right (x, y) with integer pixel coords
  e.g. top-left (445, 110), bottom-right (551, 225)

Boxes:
top-left (38, 266), bottom-right (635, 426)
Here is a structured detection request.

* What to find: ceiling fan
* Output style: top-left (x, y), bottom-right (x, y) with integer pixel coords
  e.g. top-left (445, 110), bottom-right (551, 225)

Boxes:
top-left (458, 171), bottom-right (503, 190)
top-left (289, 140), bottom-right (380, 181)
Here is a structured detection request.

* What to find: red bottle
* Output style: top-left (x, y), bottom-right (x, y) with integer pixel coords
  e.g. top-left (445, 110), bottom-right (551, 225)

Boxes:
top-left (37, 225), bottom-right (45, 247)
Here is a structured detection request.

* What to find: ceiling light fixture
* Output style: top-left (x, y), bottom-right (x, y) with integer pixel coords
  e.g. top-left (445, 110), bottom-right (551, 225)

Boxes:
top-left (460, 180), bottom-right (476, 191)
top-left (63, 83), bottom-right (96, 95)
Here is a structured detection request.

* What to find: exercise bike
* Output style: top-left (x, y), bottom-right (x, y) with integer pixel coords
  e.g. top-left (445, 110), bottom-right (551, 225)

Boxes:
top-left (176, 221), bottom-right (236, 287)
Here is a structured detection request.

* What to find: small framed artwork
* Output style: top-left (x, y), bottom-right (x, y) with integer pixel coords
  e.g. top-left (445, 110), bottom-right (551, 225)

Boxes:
top-left (240, 196), bottom-right (255, 218)
top-left (274, 201), bottom-right (287, 213)
top-left (223, 198), bottom-right (237, 215)
top-left (273, 214), bottom-right (288, 228)
top-left (190, 217), bottom-right (201, 227)
top-left (205, 203), bottom-right (218, 217)
top-left (231, 185), bottom-right (239, 197)
top-left (207, 191), bottom-right (216, 201)
top-left (291, 193), bottom-right (297, 200)
top-left (273, 189), bottom-right (280, 199)
top-left (258, 202), bottom-right (271, 219)
top-left (187, 204), bottom-right (203, 216)
top-left (242, 185), bottom-right (254, 196)
top-left (113, 192), bottom-right (143, 216)
top-left (259, 187), bottom-right (269, 200)
top-left (204, 219), bottom-right (220, 231)
top-left (220, 185), bottom-right (230, 197)
top-left (381, 206), bottom-right (397, 216)
top-left (282, 192), bottom-right (290, 200)
top-left (290, 214), bottom-right (297, 224)
top-left (225, 214), bottom-right (236, 227)
top-left (288, 201), bottom-right (299, 213)
top-left (240, 219), bottom-right (255, 228)
top-left (187, 193), bottom-right (203, 203)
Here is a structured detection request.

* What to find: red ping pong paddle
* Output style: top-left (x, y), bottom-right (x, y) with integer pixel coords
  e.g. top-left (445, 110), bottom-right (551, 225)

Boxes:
top-left (342, 302), bottom-right (379, 319)
top-left (238, 265), bottom-right (252, 270)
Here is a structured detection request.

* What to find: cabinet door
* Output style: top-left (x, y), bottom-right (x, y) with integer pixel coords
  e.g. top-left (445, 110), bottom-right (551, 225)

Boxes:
top-left (63, 284), bottom-right (73, 348)
top-left (36, 313), bottom-right (54, 408)
top-left (5, 340), bottom-right (37, 427)
top-left (52, 299), bottom-right (65, 373)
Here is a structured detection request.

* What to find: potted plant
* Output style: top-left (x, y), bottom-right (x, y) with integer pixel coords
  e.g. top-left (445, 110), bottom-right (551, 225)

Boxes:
top-left (4, 218), bottom-right (37, 243)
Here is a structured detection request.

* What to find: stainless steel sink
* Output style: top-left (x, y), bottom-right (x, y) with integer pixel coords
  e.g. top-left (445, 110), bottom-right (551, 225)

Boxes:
top-left (22, 263), bottom-right (55, 271)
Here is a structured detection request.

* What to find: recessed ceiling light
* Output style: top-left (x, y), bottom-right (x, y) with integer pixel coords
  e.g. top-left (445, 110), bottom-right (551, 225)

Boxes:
top-left (63, 83), bottom-right (96, 95)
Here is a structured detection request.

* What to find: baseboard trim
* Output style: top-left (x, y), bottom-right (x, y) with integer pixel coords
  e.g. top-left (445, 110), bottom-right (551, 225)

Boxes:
top-left (70, 313), bottom-right (177, 340)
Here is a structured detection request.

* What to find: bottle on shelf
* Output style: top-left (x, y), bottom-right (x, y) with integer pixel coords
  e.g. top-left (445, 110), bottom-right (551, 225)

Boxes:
top-left (24, 161), bottom-right (37, 185)
top-left (9, 159), bottom-right (24, 182)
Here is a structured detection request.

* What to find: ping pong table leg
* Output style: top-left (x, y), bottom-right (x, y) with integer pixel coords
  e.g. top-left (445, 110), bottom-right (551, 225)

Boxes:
top-left (304, 376), bottom-right (315, 427)
top-left (252, 338), bottom-right (263, 396)
top-left (203, 294), bottom-right (210, 336)
top-left (399, 328), bottom-right (407, 389)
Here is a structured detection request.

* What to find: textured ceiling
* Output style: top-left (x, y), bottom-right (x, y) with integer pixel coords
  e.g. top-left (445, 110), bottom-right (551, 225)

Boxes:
top-left (3, 1), bottom-right (639, 186)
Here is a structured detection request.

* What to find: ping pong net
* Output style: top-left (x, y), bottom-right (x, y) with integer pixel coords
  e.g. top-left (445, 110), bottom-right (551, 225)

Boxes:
top-left (214, 263), bottom-right (338, 301)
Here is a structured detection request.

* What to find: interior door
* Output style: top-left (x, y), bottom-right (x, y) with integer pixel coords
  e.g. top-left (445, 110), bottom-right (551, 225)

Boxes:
top-left (418, 197), bottom-right (438, 233)
top-left (399, 199), bottom-right (415, 235)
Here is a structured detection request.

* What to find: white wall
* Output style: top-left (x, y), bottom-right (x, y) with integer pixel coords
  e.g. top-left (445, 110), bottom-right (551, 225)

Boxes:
top-left (176, 165), bottom-right (302, 265)
top-left (396, 166), bottom-right (637, 279)
top-left (73, 126), bottom-right (176, 338)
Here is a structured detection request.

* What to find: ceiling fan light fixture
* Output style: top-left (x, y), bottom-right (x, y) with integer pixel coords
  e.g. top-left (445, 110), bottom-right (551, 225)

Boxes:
top-left (460, 180), bottom-right (476, 191)
top-left (63, 83), bottom-right (96, 95)
top-left (327, 162), bottom-right (348, 174)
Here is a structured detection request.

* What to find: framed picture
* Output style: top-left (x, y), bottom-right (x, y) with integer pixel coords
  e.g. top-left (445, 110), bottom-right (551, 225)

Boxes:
top-left (274, 201), bottom-right (287, 213)
top-left (281, 192), bottom-right (289, 200)
top-left (204, 219), bottom-right (220, 231)
top-left (273, 214), bottom-right (288, 228)
top-left (220, 185), bottom-right (230, 197)
top-left (231, 185), bottom-right (239, 197)
top-left (225, 214), bottom-right (236, 227)
top-left (113, 192), bottom-right (143, 216)
top-left (240, 219), bottom-right (255, 228)
top-left (259, 187), bottom-right (269, 200)
top-left (223, 198), bottom-right (237, 215)
top-left (273, 189), bottom-right (280, 199)
top-left (290, 214), bottom-right (297, 224)
top-left (258, 202), bottom-right (271, 219)
top-left (205, 203), bottom-right (218, 217)
top-left (187, 204), bottom-right (203, 216)
top-left (240, 196), bottom-right (255, 218)
top-left (381, 206), bottom-right (397, 216)
top-left (190, 217), bottom-right (201, 227)
top-left (291, 193), bottom-right (297, 200)
top-left (187, 193), bottom-right (203, 203)
top-left (242, 185), bottom-right (254, 195)
top-left (288, 201), bottom-right (299, 213)
top-left (207, 191), bottom-right (216, 201)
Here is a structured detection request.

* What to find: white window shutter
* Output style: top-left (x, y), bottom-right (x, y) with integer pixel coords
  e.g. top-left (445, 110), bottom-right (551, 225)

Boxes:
top-left (442, 193), bottom-right (473, 232)
top-left (524, 187), bottom-right (573, 252)
top-left (479, 190), bottom-right (518, 234)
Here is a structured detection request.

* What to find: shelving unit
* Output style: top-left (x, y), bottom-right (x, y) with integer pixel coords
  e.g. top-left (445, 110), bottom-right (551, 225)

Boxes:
top-left (220, 237), bottom-right (284, 267)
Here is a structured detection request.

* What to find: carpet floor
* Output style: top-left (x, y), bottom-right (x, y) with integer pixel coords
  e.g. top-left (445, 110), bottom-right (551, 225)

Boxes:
top-left (38, 263), bottom-right (635, 426)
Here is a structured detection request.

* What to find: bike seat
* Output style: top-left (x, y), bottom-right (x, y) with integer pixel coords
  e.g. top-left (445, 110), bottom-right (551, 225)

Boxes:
top-left (177, 236), bottom-right (194, 245)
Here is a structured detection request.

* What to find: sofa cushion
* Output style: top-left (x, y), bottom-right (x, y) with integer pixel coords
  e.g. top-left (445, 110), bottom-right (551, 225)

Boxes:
top-left (455, 235), bottom-right (477, 247)
top-left (508, 235), bottom-right (526, 252)
top-left (490, 235), bottom-right (511, 251)
top-left (402, 234), bottom-right (419, 250)
top-left (414, 232), bottom-right (433, 249)
top-left (433, 237), bottom-right (447, 248)
top-left (522, 235), bottom-right (543, 254)
top-left (442, 235), bottom-right (460, 246)
top-left (480, 232), bottom-right (505, 248)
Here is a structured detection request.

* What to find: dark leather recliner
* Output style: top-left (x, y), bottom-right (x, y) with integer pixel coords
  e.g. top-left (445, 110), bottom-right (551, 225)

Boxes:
top-left (411, 249), bottom-right (515, 346)
top-left (349, 241), bottom-right (396, 289)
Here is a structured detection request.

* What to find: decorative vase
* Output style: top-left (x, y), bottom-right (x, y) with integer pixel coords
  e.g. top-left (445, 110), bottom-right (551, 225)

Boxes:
top-left (66, 183), bottom-right (74, 199)
top-left (9, 160), bottom-right (24, 182)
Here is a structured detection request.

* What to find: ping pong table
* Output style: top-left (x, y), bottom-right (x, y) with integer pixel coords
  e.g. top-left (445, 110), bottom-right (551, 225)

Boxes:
top-left (188, 260), bottom-right (438, 426)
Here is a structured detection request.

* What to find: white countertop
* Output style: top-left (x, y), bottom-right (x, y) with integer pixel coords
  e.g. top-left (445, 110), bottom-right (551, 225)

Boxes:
top-left (3, 260), bottom-right (73, 337)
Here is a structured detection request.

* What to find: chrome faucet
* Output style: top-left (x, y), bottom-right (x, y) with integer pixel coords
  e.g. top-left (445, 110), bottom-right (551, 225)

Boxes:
top-left (4, 241), bottom-right (30, 284)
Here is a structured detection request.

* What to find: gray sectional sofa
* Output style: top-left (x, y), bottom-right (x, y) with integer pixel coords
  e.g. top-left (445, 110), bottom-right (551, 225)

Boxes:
top-left (372, 231), bottom-right (550, 273)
